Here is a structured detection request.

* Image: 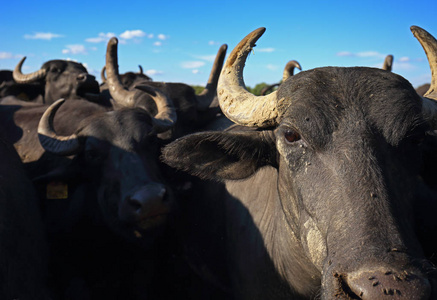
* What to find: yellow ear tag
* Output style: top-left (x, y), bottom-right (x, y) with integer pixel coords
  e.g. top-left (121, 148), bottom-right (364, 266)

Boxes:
top-left (46, 182), bottom-right (68, 199)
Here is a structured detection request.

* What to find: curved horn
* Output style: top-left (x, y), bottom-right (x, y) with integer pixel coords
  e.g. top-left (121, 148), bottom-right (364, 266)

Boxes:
top-left (411, 26), bottom-right (437, 128)
top-left (218, 27), bottom-right (278, 128)
top-left (382, 55), bottom-right (394, 71)
top-left (101, 66), bottom-right (107, 83)
top-left (411, 26), bottom-right (437, 100)
top-left (13, 57), bottom-right (47, 84)
top-left (282, 60), bottom-right (302, 82)
top-left (105, 37), bottom-right (136, 107)
top-left (38, 99), bottom-right (81, 156)
top-left (135, 85), bottom-right (177, 133)
top-left (138, 65), bottom-right (143, 74)
top-left (196, 44), bottom-right (228, 110)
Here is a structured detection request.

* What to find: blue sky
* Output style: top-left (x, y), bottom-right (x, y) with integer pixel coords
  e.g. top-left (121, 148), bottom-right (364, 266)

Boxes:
top-left (1, 0), bottom-right (436, 88)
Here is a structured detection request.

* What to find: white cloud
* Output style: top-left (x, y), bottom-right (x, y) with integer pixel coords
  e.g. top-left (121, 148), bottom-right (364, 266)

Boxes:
top-left (356, 51), bottom-right (385, 58)
top-left (181, 61), bottom-right (205, 69)
top-left (147, 34), bottom-right (154, 39)
top-left (257, 48), bottom-right (275, 53)
top-left (153, 41), bottom-right (162, 46)
top-left (337, 51), bottom-right (353, 57)
top-left (62, 44), bottom-right (87, 55)
top-left (208, 41), bottom-right (219, 46)
top-left (120, 30), bottom-right (146, 39)
top-left (393, 62), bottom-right (416, 71)
top-left (266, 64), bottom-right (278, 71)
top-left (195, 55), bottom-right (216, 62)
top-left (399, 56), bottom-right (410, 62)
top-left (0, 52), bottom-right (23, 59)
top-left (85, 32), bottom-right (116, 43)
top-left (336, 51), bottom-right (385, 59)
top-left (192, 69), bottom-right (200, 74)
top-left (0, 52), bottom-right (13, 59)
top-left (157, 34), bottom-right (168, 40)
top-left (24, 32), bottom-right (64, 40)
top-left (145, 69), bottom-right (164, 76)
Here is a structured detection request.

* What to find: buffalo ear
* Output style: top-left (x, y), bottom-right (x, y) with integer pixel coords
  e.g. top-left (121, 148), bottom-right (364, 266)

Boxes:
top-left (162, 130), bottom-right (277, 181)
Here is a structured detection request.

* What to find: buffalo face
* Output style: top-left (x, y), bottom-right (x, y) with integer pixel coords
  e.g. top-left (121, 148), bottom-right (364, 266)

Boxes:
top-left (163, 27), bottom-right (437, 299)
top-left (38, 101), bottom-right (174, 245)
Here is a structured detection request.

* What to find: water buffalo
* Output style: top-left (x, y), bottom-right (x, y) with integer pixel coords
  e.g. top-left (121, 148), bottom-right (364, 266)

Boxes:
top-left (163, 26), bottom-right (437, 299)
top-left (12, 57), bottom-right (100, 104)
top-left (34, 92), bottom-right (182, 298)
top-left (105, 37), bottom-right (228, 138)
top-left (0, 79), bottom-right (179, 298)
top-left (100, 65), bottom-right (152, 89)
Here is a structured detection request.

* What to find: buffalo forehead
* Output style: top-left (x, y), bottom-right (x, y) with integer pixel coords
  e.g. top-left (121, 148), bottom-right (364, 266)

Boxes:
top-left (78, 109), bottom-right (154, 149)
top-left (277, 67), bottom-right (423, 146)
top-left (42, 60), bottom-right (87, 73)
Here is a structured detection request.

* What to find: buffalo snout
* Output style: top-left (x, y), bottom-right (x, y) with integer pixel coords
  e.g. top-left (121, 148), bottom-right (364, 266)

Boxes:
top-left (118, 183), bottom-right (169, 228)
top-left (331, 267), bottom-right (431, 299)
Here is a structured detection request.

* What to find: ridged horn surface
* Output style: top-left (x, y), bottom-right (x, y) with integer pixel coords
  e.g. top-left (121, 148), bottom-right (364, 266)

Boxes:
top-left (13, 57), bottom-right (47, 83)
top-left (217, 27), bottom-right (279, 128)
top-left (38, 99), bottom-right (81, 156)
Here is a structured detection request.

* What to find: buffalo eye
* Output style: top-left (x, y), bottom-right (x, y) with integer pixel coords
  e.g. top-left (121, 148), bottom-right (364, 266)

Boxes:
top-left (284, 129), bottom-right (301, 143)
top-left (50, 67), bottom-right (60, 73)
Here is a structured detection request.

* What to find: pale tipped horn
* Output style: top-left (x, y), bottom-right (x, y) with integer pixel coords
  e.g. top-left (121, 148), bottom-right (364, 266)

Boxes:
top-left (282, 60), bottom-right (302, 82)
top-left (411, 26), bottom-right (437, 100)
top-left (38, 99), bottom-right (81, 156)
top-left (218, 27), bottom-right (279, 128)
top-left (382, 55), bottom-right (394, 71)
top-left (135, 85), bottom-right (177, 133)
top-left (196, 44), bottom-right (228, 110)
top-left (13, 57), bottom-right (47, 83)
top-left (411, 26), bottom-right (437, 128)
top-left (105, 37), bottom-right (136, 107)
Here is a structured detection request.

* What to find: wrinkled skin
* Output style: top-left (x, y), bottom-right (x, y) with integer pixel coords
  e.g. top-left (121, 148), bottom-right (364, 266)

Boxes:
top-left (163, 67), bottom-right (437, 299)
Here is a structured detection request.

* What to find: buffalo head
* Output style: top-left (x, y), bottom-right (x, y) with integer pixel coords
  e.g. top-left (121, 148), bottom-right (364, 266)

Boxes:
top-left (37, 89), bottom-right (177, 243)
top-left (13, 58), bottom-right (100, 104)
top-left (163, 26), bottom-right (437, 299)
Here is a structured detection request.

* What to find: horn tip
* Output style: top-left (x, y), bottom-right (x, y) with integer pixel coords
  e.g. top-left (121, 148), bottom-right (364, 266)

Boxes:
top-left (109, 37), bottom-right (118, 45)
top-left (251, 27), bottom-right (266, 39)
top-left (410, 25), bottom-right (428, 38)
top-left (53, 98), bottom-right (66, 106)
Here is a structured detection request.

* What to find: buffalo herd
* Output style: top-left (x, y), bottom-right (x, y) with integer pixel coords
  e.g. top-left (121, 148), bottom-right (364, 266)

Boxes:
top-left (0, 26), bottom-right (436, 299)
